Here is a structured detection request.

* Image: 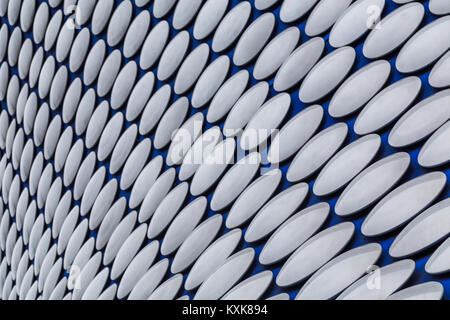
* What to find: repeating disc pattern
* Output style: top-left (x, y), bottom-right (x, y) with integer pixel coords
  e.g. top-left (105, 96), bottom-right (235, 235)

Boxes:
top-left (0, 0), bottom-right (449, 301)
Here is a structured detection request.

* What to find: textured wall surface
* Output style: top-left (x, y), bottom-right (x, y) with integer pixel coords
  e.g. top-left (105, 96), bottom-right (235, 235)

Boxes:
top-left (0, 0), bottom-right (450, 300)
